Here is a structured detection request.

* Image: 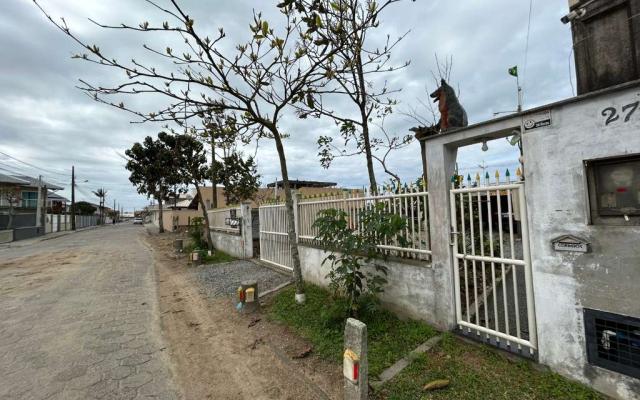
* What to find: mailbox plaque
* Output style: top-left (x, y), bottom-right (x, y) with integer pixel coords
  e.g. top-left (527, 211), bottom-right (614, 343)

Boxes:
top-left (552, 235), bottom-right (590, 253)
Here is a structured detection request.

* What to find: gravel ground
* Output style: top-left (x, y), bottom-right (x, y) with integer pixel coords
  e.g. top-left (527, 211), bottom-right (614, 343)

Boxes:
top-left (190, 260), bottom-right (292, 298)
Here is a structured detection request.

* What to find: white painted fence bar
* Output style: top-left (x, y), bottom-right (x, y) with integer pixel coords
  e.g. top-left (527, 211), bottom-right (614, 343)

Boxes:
top-left (450, 180), bottom-right (537, 354)
top-left (297, 187), bottom-right (431, 260)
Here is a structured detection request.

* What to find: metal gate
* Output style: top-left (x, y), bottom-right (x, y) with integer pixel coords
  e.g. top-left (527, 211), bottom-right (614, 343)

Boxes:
top-left (450, 182), bottom-right (537, 356)
top-left (258, 203), bottom-right (293, 271)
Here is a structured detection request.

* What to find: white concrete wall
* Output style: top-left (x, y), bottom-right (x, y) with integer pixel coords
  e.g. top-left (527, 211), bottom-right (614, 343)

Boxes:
top-left (209, 203), bottom-right (253, 259)
top-left (422, 82), bottom-right (640, 399)
top-left (298, 245), bottom-right (449, 328)
top-left (523, 85), bottom-right (640, 399)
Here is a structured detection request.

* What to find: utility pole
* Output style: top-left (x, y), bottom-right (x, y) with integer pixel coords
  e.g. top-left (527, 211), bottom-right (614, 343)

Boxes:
top-left (113, 199), bottom-right (116, 223)
top-left (71, 166), bottom-right (76, 231)
top-left (35, 175), bottom-right (42, 229)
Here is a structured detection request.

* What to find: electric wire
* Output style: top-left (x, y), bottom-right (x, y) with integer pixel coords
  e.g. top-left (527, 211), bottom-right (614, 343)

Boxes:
top-left (0, 150), bottom-right (71, 177)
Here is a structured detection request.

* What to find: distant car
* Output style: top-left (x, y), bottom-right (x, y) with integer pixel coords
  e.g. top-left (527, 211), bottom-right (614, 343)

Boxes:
top-left (133, 217), bottom-right (143, 225)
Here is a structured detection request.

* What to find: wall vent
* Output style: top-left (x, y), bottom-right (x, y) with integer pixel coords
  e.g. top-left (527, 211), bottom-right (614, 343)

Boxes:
top-left (584, 308), bottom-right (640, 379)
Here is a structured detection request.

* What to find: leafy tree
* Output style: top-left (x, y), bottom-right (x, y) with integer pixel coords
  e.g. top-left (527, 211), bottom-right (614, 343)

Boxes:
top-left (0, 185), bottom-right (21, 229)
top-left (158, 132), bottom-right (214, 250)
top-left (75, 201), bottom-right (97, 216)
top-left (312, 203), bottom-right (408, 317)
top-left (92, 187), bottom-right (107, 224)
top-left (125, 136), bottom-right (179, 233)
top-left (201, 111), bottom-right (238, 209)
top-left (215, 152), bottom-right (260, 205)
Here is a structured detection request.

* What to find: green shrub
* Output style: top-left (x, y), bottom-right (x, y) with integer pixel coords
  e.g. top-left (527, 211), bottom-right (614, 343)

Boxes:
top-left (312, 203), bottom-right (408, 318)
top-left (188, 217), bottom-right (206, 250)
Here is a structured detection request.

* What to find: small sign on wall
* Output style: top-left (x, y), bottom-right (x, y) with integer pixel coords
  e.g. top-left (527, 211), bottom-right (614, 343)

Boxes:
top-left (523, 110), bottom-right (552, 131)
top-left (551, 235), bottom-right (590, 253)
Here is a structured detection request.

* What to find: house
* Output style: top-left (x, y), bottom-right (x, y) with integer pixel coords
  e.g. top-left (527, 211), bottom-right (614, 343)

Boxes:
top-left (0, 173), bottom-right (64, 242)
top-left (47, 191), bottom-right (68, 213)
top-left (148, 181), bottom-right (358, 232)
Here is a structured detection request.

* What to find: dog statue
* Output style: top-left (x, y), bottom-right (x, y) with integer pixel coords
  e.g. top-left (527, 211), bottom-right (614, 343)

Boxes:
top-left (430, 79), bottom-right (468, 131)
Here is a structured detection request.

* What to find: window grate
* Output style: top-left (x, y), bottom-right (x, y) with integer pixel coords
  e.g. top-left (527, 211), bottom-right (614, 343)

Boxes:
top-left (585, 308), bottom-right (640, 379)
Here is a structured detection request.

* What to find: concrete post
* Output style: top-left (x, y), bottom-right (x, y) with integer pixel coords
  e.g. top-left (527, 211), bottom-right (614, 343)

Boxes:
top-left (344, 318), bottom-right (367, 400)
top-left (425, 140), bottom-right (459, 330)
top-left (240, 202), bottom-right (253, 258)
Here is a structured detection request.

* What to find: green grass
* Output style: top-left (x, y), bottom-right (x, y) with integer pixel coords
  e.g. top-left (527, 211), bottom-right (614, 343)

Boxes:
top-left (267, 284), bottom-right (438, 377)
top-left (201, 250), bottom-right (235, 264)
top-left (372, 333), bottom-right (606, 400)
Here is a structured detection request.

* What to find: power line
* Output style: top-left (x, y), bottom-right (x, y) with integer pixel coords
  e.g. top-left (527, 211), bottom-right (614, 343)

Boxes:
top-left (0, 150), bottom-right (71, 177)
top-left (0, 164), bottom-right (68, 188)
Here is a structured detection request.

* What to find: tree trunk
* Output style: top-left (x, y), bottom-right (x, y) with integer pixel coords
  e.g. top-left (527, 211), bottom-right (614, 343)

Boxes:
top-left (211, 136), bottom-right (218, 209)
top-left (157, 194), bottom-right (165, 234)
top-left (272, 131), bottom-right (305, 302)
top-left (420, 139), bottom-right (428, 187)
top-left (6, 204), bottom-right (14, 230)
top-left (354, 40), bottom-right (377, 194)
top-left (195, 183), bottom-right (214, 251)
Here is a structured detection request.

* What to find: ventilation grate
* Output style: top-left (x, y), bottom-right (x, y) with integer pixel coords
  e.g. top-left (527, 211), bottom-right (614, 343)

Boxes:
top-left (584, 308), bottom-right (640, 379)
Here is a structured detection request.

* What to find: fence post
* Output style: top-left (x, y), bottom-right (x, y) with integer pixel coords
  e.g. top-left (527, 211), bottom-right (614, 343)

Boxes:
top-left (344, 318), bottom-right (368, 400)
top-left (293, 190), bottom-right (300, 241)
top-left (240, 202), bottom-right (253, 258)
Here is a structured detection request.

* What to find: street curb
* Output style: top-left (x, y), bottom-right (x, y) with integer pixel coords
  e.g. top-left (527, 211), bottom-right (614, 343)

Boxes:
top-left (0, 225), bottom-right (102, 249)
top-left (370, 335), bottom-right (443, 390)
top-left (258, 280), bottom-right (294, 299)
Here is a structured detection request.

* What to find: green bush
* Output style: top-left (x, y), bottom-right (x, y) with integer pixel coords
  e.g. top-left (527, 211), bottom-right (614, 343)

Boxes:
top-left (188, 217), bottom-right (206, 250)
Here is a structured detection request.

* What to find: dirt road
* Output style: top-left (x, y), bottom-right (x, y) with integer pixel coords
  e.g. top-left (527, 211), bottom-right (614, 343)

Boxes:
top-left (149, 232), bottom-right (341, 400)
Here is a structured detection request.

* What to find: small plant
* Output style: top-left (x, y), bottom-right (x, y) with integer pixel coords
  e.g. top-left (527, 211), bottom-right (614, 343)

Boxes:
top-left (313, 202), bottom-right (408, 317)
top-left (188, 217), bottom-right (207, 250)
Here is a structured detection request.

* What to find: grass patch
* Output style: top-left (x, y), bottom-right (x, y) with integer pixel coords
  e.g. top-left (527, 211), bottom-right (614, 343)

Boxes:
top-left (267, 284), bottom-right (438, 377)
top-left (372, 333), bottom-right (605, 400)
top-left (183, 239), bottom-right (235, 264)
top-left (202, 250), bottom-right (235, 264)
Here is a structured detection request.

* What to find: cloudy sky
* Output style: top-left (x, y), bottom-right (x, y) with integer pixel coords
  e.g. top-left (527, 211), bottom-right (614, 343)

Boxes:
top-left (1, 0), bottom-right (576, 211)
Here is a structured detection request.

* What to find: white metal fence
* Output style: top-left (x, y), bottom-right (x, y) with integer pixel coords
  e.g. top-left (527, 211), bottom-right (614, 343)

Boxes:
top-left (208, 207), bottom-right (241, 234)
top-left (45, 214), bottom-right (98, 233)
top-left (258, 203), bottom-right (293, 270)
top-left (297, 188), bottom-right (431, 260)
top-left (450, 181), bottom-right (537, 355)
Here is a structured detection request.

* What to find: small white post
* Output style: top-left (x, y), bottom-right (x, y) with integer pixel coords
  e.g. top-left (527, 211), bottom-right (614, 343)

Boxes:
top-left (344, 318), bottom-right (367, 400)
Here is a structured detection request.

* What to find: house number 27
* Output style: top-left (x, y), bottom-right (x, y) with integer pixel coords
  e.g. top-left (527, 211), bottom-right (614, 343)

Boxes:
top-left (601, 101), bottom-right (639, 126)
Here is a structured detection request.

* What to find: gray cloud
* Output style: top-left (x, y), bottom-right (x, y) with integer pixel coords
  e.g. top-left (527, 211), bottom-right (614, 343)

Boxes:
top-left (1, 0), bottom-right (575, 209)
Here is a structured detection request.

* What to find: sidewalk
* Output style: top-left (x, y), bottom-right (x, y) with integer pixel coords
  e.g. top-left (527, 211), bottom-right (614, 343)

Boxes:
top-left (0, 224), bottom-right (104, 249)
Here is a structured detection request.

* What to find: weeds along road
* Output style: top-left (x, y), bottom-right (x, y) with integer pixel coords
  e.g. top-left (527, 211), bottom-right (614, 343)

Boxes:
top-left (0, 224), bottom-right (180, 400)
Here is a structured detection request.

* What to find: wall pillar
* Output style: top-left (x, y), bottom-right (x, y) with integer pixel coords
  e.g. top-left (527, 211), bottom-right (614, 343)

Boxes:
top-left (425, 140), bottom-right (458, 330)
top-left (240, 202), bottom-right (253, 258)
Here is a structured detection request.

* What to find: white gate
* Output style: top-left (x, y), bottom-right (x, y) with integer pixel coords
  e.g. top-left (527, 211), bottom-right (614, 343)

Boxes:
top-left (258, 203), bottom-right (293, 271)
top-left (450, 182), bottom-right (537, 355)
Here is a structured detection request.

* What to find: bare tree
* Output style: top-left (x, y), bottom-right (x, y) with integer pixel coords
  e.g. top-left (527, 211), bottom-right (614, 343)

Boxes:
top-left (299, 0), bottom-right (410, 193)
top-left (34, 0), bottom-right (364, 303)
top-left (0, 185), bottom-right (21, 230)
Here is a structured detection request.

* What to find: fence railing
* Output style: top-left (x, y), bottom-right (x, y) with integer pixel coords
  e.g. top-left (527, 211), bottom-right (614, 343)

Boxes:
top-left (45, 214), bottom-right (98, 233)
top-left (297, 187), bottom-right (431, 260)
top-left (207, 207), bottom-right (241, 233)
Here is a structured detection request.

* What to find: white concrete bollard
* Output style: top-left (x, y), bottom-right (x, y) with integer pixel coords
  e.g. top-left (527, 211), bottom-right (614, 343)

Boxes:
top-left (344, 318), bottom-right (367, 400)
